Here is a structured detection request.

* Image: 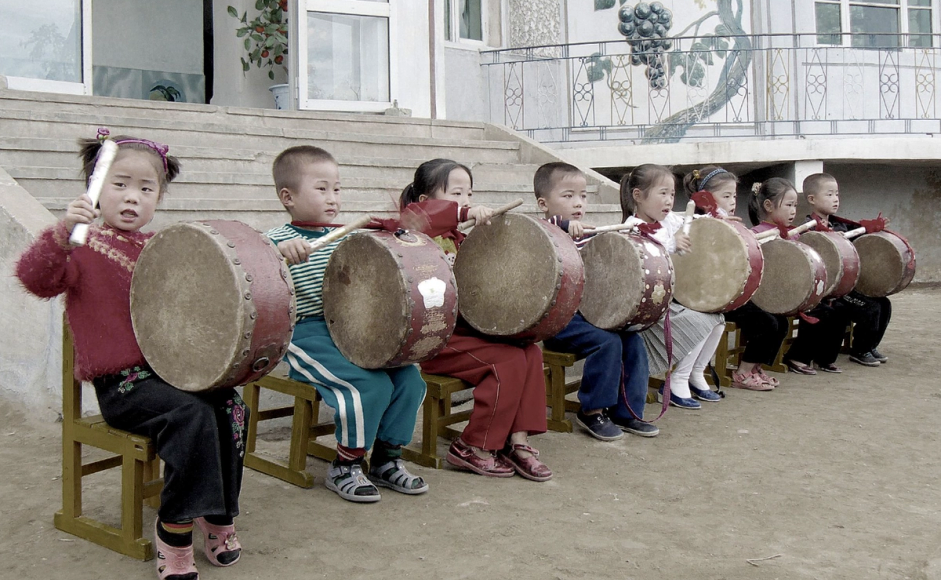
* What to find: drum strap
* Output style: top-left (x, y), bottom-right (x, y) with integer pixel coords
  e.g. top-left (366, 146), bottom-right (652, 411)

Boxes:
top-left (618, 310), bottom-right (673, 423)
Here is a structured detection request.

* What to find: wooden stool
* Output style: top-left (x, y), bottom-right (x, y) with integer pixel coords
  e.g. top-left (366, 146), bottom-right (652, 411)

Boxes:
top-left (243, 374), bottom-right (337, 488)
top-left (401, 373), bottom-right (472, 468)
top-left (768, 317), bottom-right (798, 373)
top-left (541, 350), bottom-right (582, 432)
top-left (54, 320), bottom-right (163, 561)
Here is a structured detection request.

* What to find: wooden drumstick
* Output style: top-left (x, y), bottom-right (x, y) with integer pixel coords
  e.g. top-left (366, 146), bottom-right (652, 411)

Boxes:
top-left (787, 220), bottom-right (817, 238)
top-left (305, 215), bottom-right (372, 254)
top-left (757, 232), bottom-right (780, 245)
top-left (842, 226), bottom-right (867, 240)
top-left (754, 229), bottom-right (780, 241)
top-left (676, 200), bottom-right (696, 255)
top-left (69, 140), bottom-right (119, 246)
top-left (583, 223), bottom-right (636, 234)
top-left (458, 198), bottom-right (524, 230)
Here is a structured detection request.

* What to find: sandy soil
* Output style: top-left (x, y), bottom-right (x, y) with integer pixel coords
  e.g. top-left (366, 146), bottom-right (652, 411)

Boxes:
top-left (2, 288), bottom-right (941, 580)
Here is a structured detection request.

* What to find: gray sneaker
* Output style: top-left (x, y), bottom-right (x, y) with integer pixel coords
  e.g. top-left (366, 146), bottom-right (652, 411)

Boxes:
top-left (849, 352), bottom-right (880, 367)
top-left (575, 410), bottom-right (624, 441)
top-left (610, 416), bottom-right (660, 438)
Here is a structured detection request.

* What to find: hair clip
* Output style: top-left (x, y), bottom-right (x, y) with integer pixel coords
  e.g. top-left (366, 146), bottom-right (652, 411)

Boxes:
top-left (692, 169), bottom-right (701, 180)
top-left (751, 182), bottom-right (762, 195)
top-left (96, 127), bottom-right (111, 141)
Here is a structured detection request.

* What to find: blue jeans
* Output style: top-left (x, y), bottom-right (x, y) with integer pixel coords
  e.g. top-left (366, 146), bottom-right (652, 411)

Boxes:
top-left (544, 312), bottom-right (649, 420)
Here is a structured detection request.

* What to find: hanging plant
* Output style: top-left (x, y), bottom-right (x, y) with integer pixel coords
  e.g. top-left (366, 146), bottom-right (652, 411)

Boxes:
top-left (228, 0), bottom-right (288, 80)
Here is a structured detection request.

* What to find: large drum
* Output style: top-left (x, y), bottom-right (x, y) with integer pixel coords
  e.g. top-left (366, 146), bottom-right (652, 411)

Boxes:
top-left (750, 238), bottom-right (828, 315)
top-left (798, 230), bottom-right (860, 298)
top-left (131, 220), bottom-right (295, 392)
top-left (322, 229), bottom-right (458, 369)
top-left (452, 213), bottom-right (584, 343)
top-left (672, 217), bottom-right (763, 313)
top-left (853, 231), bottom-right (916, 297)
top-left (579, 231), bottom-right (674, 331)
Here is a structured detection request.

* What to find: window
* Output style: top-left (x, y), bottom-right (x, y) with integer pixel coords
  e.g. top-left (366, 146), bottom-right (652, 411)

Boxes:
top-left (444, 0), bottom-right (483, 43)
top-left (814, 0), bottom-right (933, 48)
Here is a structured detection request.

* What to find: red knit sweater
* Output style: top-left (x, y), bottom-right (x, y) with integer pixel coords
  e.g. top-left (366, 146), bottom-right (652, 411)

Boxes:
top-left (15, 221), bottom-right (153, 380)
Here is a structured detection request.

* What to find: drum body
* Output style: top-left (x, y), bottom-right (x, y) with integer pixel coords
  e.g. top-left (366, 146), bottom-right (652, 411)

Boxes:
top-left (579, 232), bottom-right (674, 331)
top-left (799, 231), bottom-right (860, 298)
top-left (853, 231), bottom-right (917, 297)
top-left (131, 220), bottom-right (295, 392)
top-left (323, 230), bottom-right (458, 369)
top-left (452, 213), bottom-right (584, 343)
top-left (750, 239), bottom-right (828, 315)
top-left (672, 217), bottom-right (763, 313)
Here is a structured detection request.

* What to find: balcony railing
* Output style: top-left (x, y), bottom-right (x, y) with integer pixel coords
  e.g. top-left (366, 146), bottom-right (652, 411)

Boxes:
top-left (481, 33), bottom-right (941, 144)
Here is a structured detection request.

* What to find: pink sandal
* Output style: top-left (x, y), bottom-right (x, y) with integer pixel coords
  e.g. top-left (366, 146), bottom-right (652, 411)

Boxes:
top-left (499, 443), bottom-right (553, 482)
top-left (754, 369), bottom-right (780, 387)
top-left (194, 517), bottom-right (241, 567)
top-left (155, 521), bottom-right (199, 580)
top-left (730, 371), bottom-right (774, 391)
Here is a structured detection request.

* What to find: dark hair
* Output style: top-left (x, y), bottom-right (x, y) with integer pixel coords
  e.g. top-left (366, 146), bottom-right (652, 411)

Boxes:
top-left (272, 145), bottom-right (337, 193)
top-left (802, 172), bottom-right (837, 198)
top-left (78, 136), bottom-right (180, 198)
top-left (619, 163), bottom-right (674, 221)
top-left (399, 158), bottom-right (473, 209)
top-left (748, 177), bottom-right (797, 225)
top-left (533, 162), bottom-right (584, 200)
top-left (683, 165), bottom-right (738, 198)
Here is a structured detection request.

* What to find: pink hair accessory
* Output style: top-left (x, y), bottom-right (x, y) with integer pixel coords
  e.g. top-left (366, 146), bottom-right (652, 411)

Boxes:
top-left (94, 127), bottom-right (170, 174)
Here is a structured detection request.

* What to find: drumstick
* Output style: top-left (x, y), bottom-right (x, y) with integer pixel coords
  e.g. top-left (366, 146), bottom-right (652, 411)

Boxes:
top-left (787, 220), bottom-right (817, 238)
top-left (458, 198), bottom-right (524, 230)
top-left (842, 226), bottom-right (867, 240)
top-left (583, 223), bottom-right (636, 234)
top-left (754, 229), bottom-right (780, 241)
top-left (757, 233), bottom-right (780, 245)
top-left (305, 215), bottom-right (372, 254)
top-left (676, 200), bottom-right (696, 255)
top-left (69, 140), bottom-right (119, 246)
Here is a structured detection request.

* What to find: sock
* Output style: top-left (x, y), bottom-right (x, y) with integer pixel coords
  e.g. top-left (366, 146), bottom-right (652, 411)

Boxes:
top-left (157, 519), bottom-right (193, 547)
top-left (335, 444), bottom-right (367, 466)
top-left (204, 514), bottom-right (233, 527)
top-left (371, 440), bottom-right (402, 465)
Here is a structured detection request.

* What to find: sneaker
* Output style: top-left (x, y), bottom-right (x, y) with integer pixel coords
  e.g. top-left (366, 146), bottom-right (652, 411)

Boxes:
top-left (849, 352), bottom-right (881, 367)
top-left (609, 415), bottom-right (660, 437)
top-left (325, 460), bottom-right (381, 503)
top-left (870, 348), bottom-right (888, 363)
top-left (657, 386), bottom-right (701, 409)
top-left (575, 410), bottom-right (624, 441)
top-left (688, 384), bottom-right (722, 402)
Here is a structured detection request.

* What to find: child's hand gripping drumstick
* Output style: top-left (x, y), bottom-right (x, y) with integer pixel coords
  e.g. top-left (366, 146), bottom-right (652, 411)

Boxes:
top-left (458, 198), bottom-right (524, 231)
top-left (787, 220), bottom-right (817, 238)
top-left (279, 215), bottom-right (372, 265)
top-left (676, 200), bottom-right (696, 255)
top-left (69, 140), bottom-right (119, 246)
top-left (581, 223), bottom-right (637, 234)
top-left (842, 226), bottom-right (868, 240)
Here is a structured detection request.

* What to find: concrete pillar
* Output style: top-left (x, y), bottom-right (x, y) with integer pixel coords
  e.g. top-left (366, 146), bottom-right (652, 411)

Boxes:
top-left (790, 160), bottom-right (824, 193)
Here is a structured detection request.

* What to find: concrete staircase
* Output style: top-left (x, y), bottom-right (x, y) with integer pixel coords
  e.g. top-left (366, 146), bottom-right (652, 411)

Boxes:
top-left (0, 90), bottom-right (621, 233)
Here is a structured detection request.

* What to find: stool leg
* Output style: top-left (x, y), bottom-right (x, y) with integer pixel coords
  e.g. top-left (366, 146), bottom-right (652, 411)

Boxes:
top-left (545, 363), bottom-right (573, 433)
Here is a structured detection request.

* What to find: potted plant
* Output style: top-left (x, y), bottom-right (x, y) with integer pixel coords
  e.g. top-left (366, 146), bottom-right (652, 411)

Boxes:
top-left (228, 0), bottom-right (290, 108)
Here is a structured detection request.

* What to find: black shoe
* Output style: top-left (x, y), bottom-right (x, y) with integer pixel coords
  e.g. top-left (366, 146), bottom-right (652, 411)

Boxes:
top-left (575, 410), bottom-right (624, 441)
top-left (849, 352), bottom-right (880, 367)
top-left (870, 348), bottom-right (888, 363)
top-left (609, 415), bottom-right (660, 438)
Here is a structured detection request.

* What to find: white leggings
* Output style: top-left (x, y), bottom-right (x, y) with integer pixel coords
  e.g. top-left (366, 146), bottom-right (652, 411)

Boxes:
top-left (669, 322), bottom-right (725, 399)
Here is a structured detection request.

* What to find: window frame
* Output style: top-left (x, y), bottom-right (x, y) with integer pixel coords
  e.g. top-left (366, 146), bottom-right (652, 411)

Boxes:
top-left (443, 0), bottom-right (488, 48)
top-left (814, 0), bottom-right (936, 48)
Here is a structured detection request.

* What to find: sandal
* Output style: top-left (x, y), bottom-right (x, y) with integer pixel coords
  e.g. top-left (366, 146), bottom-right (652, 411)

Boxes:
top-left (784, 359), bottom-right (817, 375)
top-left (325, 460), bottom-right (381, 503)
top-left (155, 521), bottom-right (199, 580)
top-left (446, 438), bottom-right (515, 478)
top-left (730, 371), bottom-right (774, 391)
top-left (754, 369), bottom-right (780, 387)
top-left (498, 443), bottom-right (553, 482)
top-left (818, 363), bottom-right (842, 373)
top-left (368, 458), bottom-right (429, 495)
top-left (194, 518), bottom-right (240, 567)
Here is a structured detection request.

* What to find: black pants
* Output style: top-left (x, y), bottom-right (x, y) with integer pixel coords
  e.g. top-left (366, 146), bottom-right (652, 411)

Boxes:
top-left (724, 302), bottom-right (790, 366)
top-left (93, 366), bottom-right (247, 523)
top-left (785, 300), bottom-right (852, 366)
top-left (838, 292), bottom-right (891, 355)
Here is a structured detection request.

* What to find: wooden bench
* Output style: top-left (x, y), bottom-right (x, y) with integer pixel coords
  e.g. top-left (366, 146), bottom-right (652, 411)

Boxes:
top-left (54, 319), bottom-right (163, 561)
top-left (401, 374), bottom-right (473, 468)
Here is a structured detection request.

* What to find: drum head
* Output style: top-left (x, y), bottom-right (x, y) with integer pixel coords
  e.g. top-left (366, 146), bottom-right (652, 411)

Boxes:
top-left (453, 214), bottom-right (562, 336)
top-left (799, 231), bottom-right (843, 297)
top-left (854, 233), bottom-right (908, 297)
top-left (751, 239), bottom-right (821, 315)
top-left (580, 233), bottom-right (647, 330)
top-left (323, 233), bottom-right (410, 369)
top-left (673, 218), bottom-right (755, 313)
top-left (131, 223), bottom-right (249, 391)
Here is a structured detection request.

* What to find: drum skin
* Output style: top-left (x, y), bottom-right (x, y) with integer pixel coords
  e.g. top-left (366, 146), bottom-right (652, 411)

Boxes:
top-left (452, 213), bottom-right (584, 343)
top-left (672, 217), bottom-right (763, 313)
top-left (799, 231), bottom-right (860, 298)
top-left (853, 231), bottom-right (917, 297)
top-left (323, 230), bottom-right (458, 369)
top-left (131, 220), bottom-right (295, 392)
top-left (579, 232), bottom-right (674, 331)
top-left (751, 239), bottom-right (828, 315)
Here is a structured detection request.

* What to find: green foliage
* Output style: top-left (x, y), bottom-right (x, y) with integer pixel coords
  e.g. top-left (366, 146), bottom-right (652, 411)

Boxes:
top-left (586, 53), bottom-right (613, 83)
top-left (229, 0), bottom-right (288, 79)
top-left (595, 0), bottom-right (617, 10)
top-left (668, 24), bottom-right (730, 88)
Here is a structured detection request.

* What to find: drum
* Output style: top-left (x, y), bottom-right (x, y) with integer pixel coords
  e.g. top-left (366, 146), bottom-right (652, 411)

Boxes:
top-left (452, 213), bottom-right (584, 343)
top-left (131, 220), bottom-right (295, 392)
top-left (853, 231), bottom-right (917, 297)
top-left (750, 238), bottom-right (828, 315)
top-left (672, 217), bottom-right (763, 313)
top-left (322, 229), bottom-right (458, 369)
top-left (579, 231), bottom-right (674, 331)
top-left (798, 231), bottom-right (860, 298)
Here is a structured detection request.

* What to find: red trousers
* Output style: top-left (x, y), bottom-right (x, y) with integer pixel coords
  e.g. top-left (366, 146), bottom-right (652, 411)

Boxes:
top-left (420, 328), bottom-right (547, 451)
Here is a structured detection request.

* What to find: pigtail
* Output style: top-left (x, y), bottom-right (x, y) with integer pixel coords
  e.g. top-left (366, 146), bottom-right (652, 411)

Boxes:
top-left (619, 172), bottom-right (634, 222)
top-left (399, 183), bottom-right (417, 210)
top-left (747, 183), bottom-right (763, 226)
top-left (748, 177), bottom-right (796, 226)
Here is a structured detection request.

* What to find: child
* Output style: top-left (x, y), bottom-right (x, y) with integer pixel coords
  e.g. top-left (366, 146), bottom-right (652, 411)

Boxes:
top-left (266, 145), bottom-right (428, 503)
top-left (620, 164), bottom-right (726, 409)
top-left (684, 167), bottom-right (782, 390)
top-left (749, 177), bottom-right (847, 375)
top-left (399, 158), bottom-right (552, 481)
top-left (804, 173), bottom-right (891, 367)
top-left (16, 131), bottom-right (245, 580)
top-left (536, 162), bottom-right (658, 439)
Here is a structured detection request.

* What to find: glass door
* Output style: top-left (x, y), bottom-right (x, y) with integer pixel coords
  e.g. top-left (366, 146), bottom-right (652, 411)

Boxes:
top-left (0, 0), bottom-right (92, 94)
top-left (295, 0), bottom-right (396, 112)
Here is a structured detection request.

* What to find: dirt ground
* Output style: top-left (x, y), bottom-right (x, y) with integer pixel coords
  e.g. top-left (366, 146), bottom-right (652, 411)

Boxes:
top-left (2, 288), bottom-right (941, 580)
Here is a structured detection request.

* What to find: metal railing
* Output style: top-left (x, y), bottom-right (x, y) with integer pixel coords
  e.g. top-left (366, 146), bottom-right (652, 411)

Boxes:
top-left (481, 33), bottom-right (941, 144)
